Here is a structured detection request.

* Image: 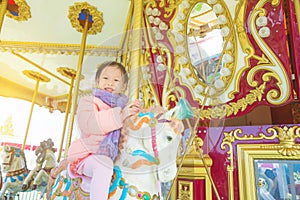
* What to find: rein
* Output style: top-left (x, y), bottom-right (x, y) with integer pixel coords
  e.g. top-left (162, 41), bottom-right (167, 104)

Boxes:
top-left (2, 147), bottom-right (28, 182)
top-left (128, 111), bottom-right (171, 167)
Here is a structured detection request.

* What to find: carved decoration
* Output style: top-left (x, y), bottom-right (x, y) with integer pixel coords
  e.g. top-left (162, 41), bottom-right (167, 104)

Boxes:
top-left (178, 180), bottom-right (194, 200)
top-left (68, 2), bottom-right (104, 35)
top-left (5, 0), bottom-right (31, 21)
top-left (143, 0), bottom-right (293, 118)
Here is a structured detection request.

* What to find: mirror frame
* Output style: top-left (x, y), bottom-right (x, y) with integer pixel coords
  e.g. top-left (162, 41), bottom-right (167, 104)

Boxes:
top-left (169, 0), bottom-right (237, 103)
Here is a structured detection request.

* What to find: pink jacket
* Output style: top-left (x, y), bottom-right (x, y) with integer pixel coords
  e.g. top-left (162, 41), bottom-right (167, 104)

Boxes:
top-left (67, 96), bottom-right (123, 162)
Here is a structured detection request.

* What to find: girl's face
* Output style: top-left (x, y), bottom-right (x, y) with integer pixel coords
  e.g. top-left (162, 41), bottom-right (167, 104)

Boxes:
top-left (96, 65), bottom-right (127, 94)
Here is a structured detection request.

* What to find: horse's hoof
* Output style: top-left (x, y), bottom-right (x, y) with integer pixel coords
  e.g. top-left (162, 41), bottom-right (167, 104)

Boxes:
top-left (21, 184), bottom-right (28, 191)
top-left (31, 184), bottom-right (37, 190)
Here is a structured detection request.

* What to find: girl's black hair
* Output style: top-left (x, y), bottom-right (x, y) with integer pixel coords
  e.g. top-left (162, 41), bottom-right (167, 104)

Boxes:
top-left (95, 61), bottom-right (128, 84)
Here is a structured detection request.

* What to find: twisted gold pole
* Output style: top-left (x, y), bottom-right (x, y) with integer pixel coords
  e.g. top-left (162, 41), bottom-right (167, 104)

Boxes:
top-left (63, 12), bottom-right (90, 159)
top-left (0, 0), bottom-right (7, 33)
top-left (128, 0), bottom-right (143, 101)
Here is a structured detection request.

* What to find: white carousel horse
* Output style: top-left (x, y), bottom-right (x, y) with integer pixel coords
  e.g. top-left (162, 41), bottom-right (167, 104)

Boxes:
top-left (22, 138), bottom-right (56, 192)
top-left (48, 99), bottom-right (193, 200)
top-left (0, 146), bottom-right (28, 200)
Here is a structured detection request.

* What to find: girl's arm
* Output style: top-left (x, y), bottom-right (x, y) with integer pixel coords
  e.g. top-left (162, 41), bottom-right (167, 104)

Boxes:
top-left (77, 96), bottom-right (123, 135)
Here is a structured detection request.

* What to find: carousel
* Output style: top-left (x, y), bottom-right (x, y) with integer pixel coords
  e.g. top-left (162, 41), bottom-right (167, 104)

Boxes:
top-left (0, 0), bottom-right (300, 199)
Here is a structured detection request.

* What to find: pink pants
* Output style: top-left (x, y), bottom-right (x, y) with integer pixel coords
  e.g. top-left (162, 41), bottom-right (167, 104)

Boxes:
top-left (82, 155), bottom-right (113, 200)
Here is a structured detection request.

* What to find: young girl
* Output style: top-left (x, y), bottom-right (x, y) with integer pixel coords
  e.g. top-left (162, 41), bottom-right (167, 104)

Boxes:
top-left (67, 61), bottom-right (142, 200)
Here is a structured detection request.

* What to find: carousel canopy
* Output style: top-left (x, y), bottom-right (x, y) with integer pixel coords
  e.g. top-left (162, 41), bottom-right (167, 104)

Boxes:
top-left (0, 0), bottom-right (131, 112)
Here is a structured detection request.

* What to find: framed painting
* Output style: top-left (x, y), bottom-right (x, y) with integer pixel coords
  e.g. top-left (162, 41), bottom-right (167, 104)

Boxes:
top-left (237, 144), bottom-right (300, 199)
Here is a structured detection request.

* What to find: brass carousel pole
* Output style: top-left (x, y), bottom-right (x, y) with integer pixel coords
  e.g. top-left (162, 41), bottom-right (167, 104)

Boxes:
top-left (22, 70), bottom-right (50, 150)
top-left (0, 0), bottom-right (8, 33)
top-left (128, 0), bottom-right (143, 101)
top-left (63, 2), bottom-right (104, 158)
top-left (63, 14), bottom-right (89, 158)
top-left (56, 67), bottom-right (79, 162)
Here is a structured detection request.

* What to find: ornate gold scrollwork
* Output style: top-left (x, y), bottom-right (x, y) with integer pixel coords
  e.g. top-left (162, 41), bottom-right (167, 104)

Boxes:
top-left (68, 2), bottom-right (104, 35)
top-left (160, 0), bottom-right (291, 119)
top-left (5, 0), bottom-right (31, 21)
top-left (194, 82), bottom-right (266, 119)
top-left (178, 180), bottom-right (194, 200)
top-left (168, 0), bottom-right (237, 103)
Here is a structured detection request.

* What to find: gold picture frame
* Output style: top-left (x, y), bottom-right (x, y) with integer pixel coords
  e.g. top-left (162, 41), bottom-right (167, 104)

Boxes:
top-left (237, 144), bottom-right (300, 199)
top-left (221, 125), bottom-right (300, 200)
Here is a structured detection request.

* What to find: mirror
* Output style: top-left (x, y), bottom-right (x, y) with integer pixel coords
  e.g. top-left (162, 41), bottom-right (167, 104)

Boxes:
top-left (187, 3), bottom-right (223, 84)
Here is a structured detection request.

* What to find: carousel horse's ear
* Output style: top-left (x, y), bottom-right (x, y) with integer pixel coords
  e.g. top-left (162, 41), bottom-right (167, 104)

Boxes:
top-left (165, 98), bottom-right (194, 120)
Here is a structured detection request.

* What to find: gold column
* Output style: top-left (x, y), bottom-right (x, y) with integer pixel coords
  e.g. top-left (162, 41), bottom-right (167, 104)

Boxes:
top-left (294, 0), bottom-right (300, 34)
top-left (0, 0), bottom-right (8, 33)
top-left (128, 0), bottom-right (143, 101)
top-left (56, 67), bottom-right (79, 162)
top-left (22, 70), bottom-right (50, 150)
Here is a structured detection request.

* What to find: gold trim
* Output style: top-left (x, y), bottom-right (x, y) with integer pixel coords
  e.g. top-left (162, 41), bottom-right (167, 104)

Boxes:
top-left (194, 82), bottom-right (266, 119)
top-left (5, 0), bottom-right (31, 21)
top-left (68, 2), bottom-right (104, 35)
top-left (0, 40), bottom-right (120, 56)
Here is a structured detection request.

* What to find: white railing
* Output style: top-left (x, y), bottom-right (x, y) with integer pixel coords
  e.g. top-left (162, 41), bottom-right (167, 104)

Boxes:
top-left (12, 191), bottom-right (46, 200)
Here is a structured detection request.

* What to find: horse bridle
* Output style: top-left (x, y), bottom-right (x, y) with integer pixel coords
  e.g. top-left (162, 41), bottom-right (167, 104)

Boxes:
top-left (128, 111), bottom-right (171, 165)
top-left (2, 149), bottom-right (15, 166)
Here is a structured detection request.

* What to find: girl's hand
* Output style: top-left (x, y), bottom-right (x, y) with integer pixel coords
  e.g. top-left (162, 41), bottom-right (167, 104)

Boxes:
top-left (121, 99), bottom-right (142, 121)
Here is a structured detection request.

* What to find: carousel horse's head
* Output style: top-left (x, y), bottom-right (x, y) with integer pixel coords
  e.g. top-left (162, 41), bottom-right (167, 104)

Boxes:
top-left (1, 146), bottom-right (27, 173)
top-left (123, 98), bottom-right (193, 182)
top-left (35, 138), bottom-right (56, 169)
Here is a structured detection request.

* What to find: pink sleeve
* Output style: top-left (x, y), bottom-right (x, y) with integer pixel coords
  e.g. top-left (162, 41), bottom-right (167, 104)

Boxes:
top-left (77, 96), bottom-right (123, 136)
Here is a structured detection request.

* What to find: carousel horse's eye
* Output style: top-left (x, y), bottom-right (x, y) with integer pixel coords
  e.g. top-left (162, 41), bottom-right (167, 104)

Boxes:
top-left (167, 136), bottom-right (173, 142)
